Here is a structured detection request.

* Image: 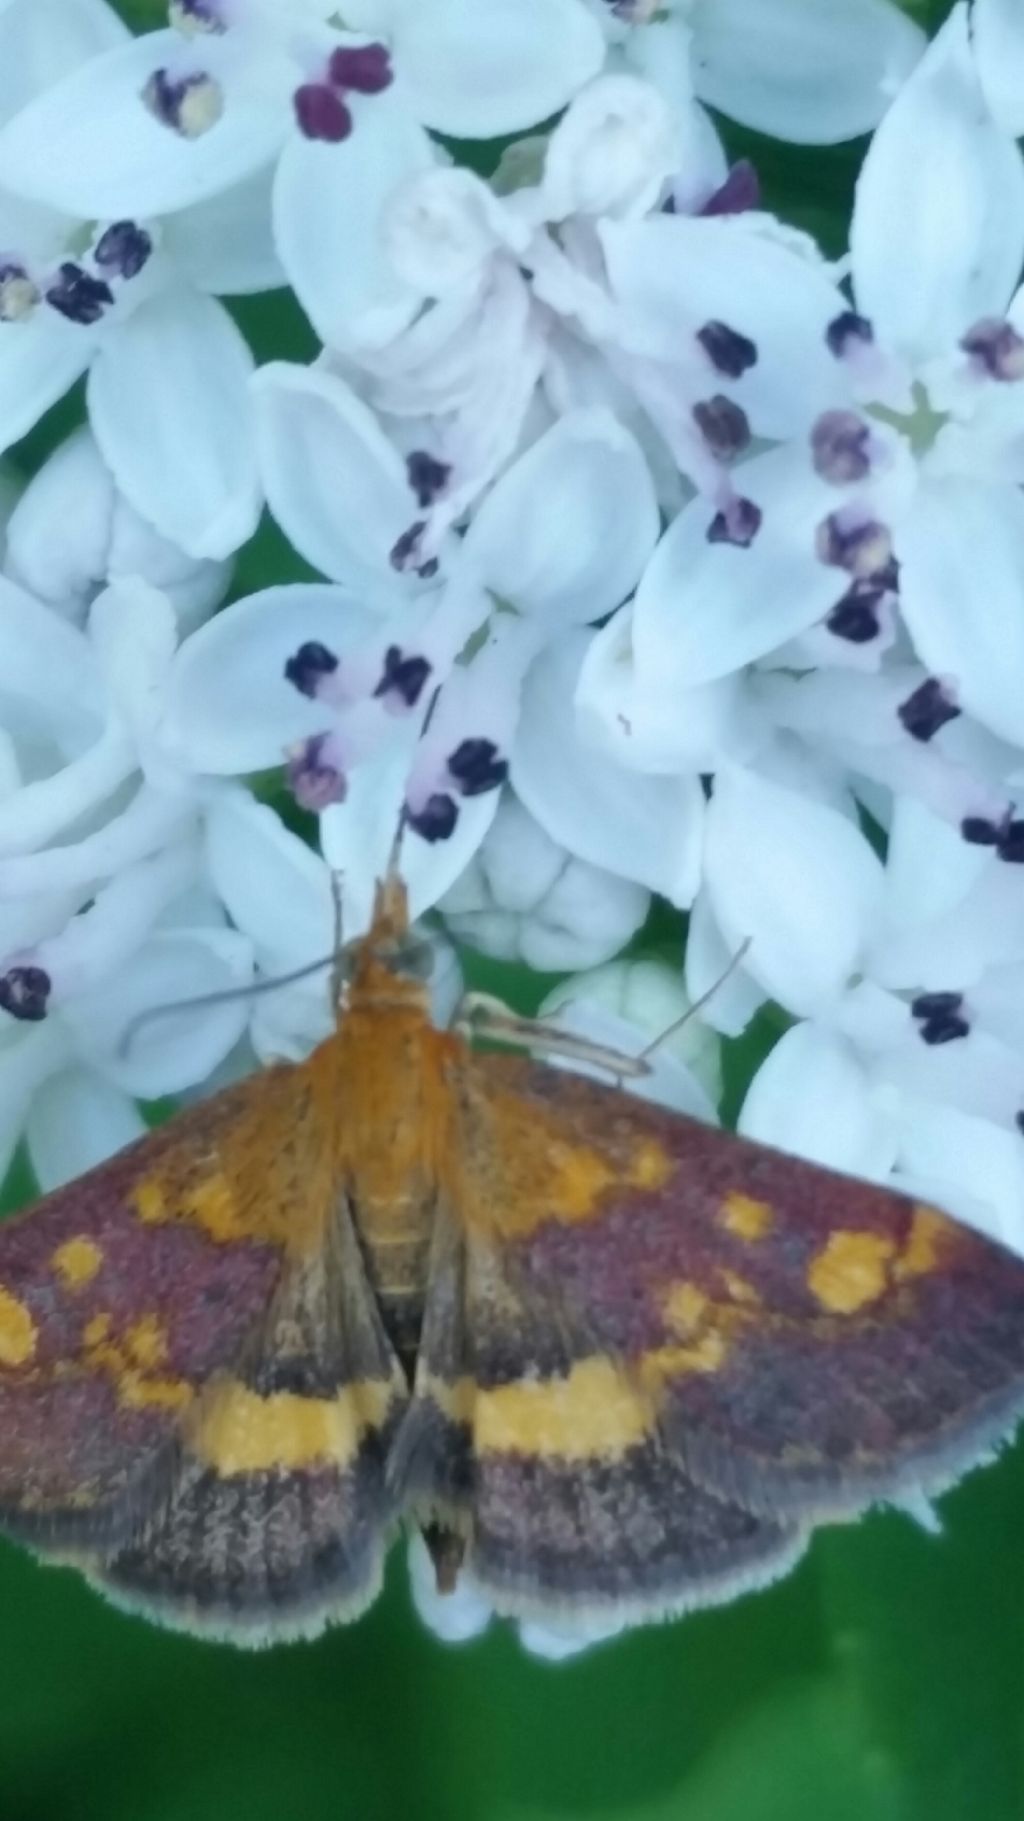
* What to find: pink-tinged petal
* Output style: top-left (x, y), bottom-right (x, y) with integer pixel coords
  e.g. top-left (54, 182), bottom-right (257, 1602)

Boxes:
top-left (897, 475), bottom-right (1024, 748)
top-left (273, 92), bottom-right (434, 350)
top-left (26, 1065), bottom-right (146, 1192)
top-left (851, 5), bottom-right (1024, 361)
top-left (704, 765), bottom-right (885, 1017)
top-left (0, 30), bottom-right (292, 218)
top-left (739, 1023), bottom-right (899, 1179)
top-left (253, 362), bottom-right (424, 593)
top-left (0, 0), bottom-right (128, 126)
top-left (320, 718), bottom-right (499, 940)
top-left (600, 215), bottom-right (846, 439)
top-left (88, 287), bottom-right (260, 560)
top-left (162, 582), bottom-right (386, 773)
top-left (974, 0), bottom-right (1024, 135)
top-left (390, 0), bottom-right (603, 138)
top-left (462, 410), bottom-right (658, 626)
top-left (511, 631), bottom-right (705, 905)
top-left (630, 446), bottom-right (848, 690)
top-left (692, 0), bottom-right (924, 143)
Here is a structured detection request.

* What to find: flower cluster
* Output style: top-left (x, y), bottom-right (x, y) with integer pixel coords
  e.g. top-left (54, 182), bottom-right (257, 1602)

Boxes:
top-left (2, 0), bottom-right (1024, 1651)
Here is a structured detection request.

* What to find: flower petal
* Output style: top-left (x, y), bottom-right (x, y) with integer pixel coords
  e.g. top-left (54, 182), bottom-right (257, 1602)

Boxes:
top-left (895, 1096), bottom-right (1024, 1254)
top-left (463, 410), bottom-right (658, 626)
top-left (440, 790), bottom-right (649, 971)
top-left (0, 30), bottom-right (291, 218)
top-left (540, 959), bottom-right (722, 1117)
top-left (973, 0), bottom-right (1024, 135)
top-left (577, 604), bottom-right (750, 774)
top-left (65, 926), bottom-right (254, 1098)
top-left (320, 719), bottom-right (499, 939)
top-left (684, 886), bottom-right (766, 1038)
top-left (204, 791), bottom-right (334, 971)
top-left (703, 765), bottom-right (885, 1016)
top-left (630, 446), bottom-right (847, 690)
top-left (0, 304), bottom-right (94, 456)
top-left (161, 163), bottom-right (285, 296)
top-left (407, 1532), bottom-right (493, 1645)
top-left (850, 5), bottom-right (1024, 361)
top-left (4, 425), bottom-right (113, 618)
top-left (512, 631), bottom-right (705, 904)
top-left (88, 286), bottom-right (260, 560)
top-left (600, 215), bottom-right (846, 440)
top-left (25, 1063), bottom-right (146, 1192)
top-left (273, 91), bottom-right (434, 350)
top-left (390, 0), bottom-right (603, 138)
top-left (897, 475), bottom-right (1024, 748)
top-left (739, 1022), bottom-right (899, 1178)
top-left (162, 581), bottom-right (385, 773)
top-left (253, 362), bottom-right (423, 593)
top-left (692, 0), bottom-right (924, 143)
top-left (0, 0), bottom-right (128, 125)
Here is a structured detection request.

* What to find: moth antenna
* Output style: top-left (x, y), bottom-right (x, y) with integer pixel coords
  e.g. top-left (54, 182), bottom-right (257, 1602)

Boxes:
top-left (117, 951), bottom-right (339, 1059)
top-left (636, 937), bottom-right (754, 1065)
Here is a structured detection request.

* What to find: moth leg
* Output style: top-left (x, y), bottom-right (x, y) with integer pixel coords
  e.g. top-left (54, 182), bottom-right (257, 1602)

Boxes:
top-left (453, 992), bottom-right (649, 1079)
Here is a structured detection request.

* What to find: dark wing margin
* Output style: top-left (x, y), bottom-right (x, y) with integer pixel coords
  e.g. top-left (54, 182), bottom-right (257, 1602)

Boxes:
top-left (95, 1194), bottom-right (408, 1646)
top-left (438, 1053), bottom-right (1024, 1527)
top-left (391, 1206), bottom-right (806, 1628)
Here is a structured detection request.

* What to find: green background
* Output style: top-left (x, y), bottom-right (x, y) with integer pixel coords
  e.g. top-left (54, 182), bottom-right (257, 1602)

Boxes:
top-left (4, 2), bottom-right (1023, 1817)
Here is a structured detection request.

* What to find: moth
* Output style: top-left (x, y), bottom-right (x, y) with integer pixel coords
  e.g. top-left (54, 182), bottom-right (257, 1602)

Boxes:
top-left (0, 874), bottom-right (1022, 1647)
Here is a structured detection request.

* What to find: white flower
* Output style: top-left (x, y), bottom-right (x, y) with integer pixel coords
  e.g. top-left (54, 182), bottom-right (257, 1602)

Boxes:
top-left (596, 9), bottom-right (1024, 851)
top-left (592, 0), bottom-right (925, 145)
top-left (0, 905), bottom-right (254, 1191)
top-left (540, 956), bottom-right (723, 1117)
top-left (197, 380), bottom-right (660, 932)
top-left (3, 426), bottom-right (232, 633)
top-left (439, 790), bottom-right (649, 972)
top-left (0, 0), bottom-right (603, 220)
top-left (739, 792), bottom-right (1024, 1253)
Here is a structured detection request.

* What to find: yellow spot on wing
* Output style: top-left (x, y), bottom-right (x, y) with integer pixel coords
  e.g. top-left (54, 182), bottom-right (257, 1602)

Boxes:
top-left (474, 1358), bottom-right (655, 1460)
top-left (895, 1205), bottom-right (952, 1281)
top-left (81, 1312), bottom-right (191, 1414)
top-left (124, 1315), bottom-right (168, 1370)
top-left (663, 1281), bottom-right (709, 1337)
top-left (134, 1179), bottom-right (166, 1224)
top-left (808, 1229), bottom-right (896, 1314)
top-left (134, 1172), bottom-right (251, 1244)
top-left (191, 1378), bottom-right (397, 1475)
top-left (641, 1331), bottom-right (730, 1384)
top-left (508, 1134), bottom-right (672, 1232)
top-left (52, 1236), bottom-right (103, 1288)
top-left (719, 1268), bottom-right (761, 1306)
top-left (719, 1192), bottom-right (774, 1241)
top-left (0, 1285), bottom-right (36, 1367)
